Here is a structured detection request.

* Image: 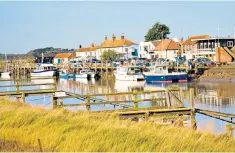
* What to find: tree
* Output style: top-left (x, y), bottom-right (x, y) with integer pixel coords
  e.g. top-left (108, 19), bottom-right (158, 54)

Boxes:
top-left (145, 22), bottom-right (170, 41)
top-left (101, 49), bottom-right (118, 62)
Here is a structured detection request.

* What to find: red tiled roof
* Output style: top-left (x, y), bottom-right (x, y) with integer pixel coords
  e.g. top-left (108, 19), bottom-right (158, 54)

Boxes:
top-left (153, 39), bottom-right (180, 51)
top-left (99, 34), bottom-right (135, 48)
top-left (183, 35), bottom-right (210, 45)
top-left (77, 43), bottom-right (98, 52)
top-left (54, 53), bottom-right (73, 58)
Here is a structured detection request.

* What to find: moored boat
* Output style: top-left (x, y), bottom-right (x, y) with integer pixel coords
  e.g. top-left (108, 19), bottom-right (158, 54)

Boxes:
top-left (114, 66), bottom-right (144, 81)
top-left (31, 63), bottom-right (56, 78)
top-left (75, 69), bottom-right (99, 79)
top-left (143, 64), bottom-right (188, 83)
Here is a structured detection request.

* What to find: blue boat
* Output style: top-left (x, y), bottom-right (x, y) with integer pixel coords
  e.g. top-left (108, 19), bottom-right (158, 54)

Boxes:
top-left (143, 64), bottom-right (188, 83)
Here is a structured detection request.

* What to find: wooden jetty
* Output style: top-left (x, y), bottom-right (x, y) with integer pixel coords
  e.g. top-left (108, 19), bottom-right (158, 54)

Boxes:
top-left (0, 77), bottom-right (57, 102)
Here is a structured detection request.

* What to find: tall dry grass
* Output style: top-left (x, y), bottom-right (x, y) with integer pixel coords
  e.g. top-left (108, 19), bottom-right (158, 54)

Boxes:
top-left (0, 99), bottom-right (234, 152)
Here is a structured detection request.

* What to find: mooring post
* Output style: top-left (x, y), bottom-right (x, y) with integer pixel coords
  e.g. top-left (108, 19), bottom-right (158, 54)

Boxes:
top-left (189, 88), bottom-right (196, 129)
top-left (86, 95), bottom-right (91, 112)
top-left (133, 90), bottom-right (138, 108)
top-left (53, 77), bottom-right (57, 90)
top-left (37, 138), bottom-right (43, 152)
top-left (21, 93), bottom-right (25, 103)
top-left (16, 80), bottom-right (20, 93)
top-left (51, 95), bottom-right (57, 109)
top-left (226, 124), bottom-right (233, 137)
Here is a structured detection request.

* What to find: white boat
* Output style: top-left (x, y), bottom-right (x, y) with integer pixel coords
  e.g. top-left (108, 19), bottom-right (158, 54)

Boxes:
top-left (31, 63), bottom-right (55, 77)
top-left (1, 72), bottom-right (11, 78)
top-left (1, 53), bottom-right (11, 78)
top-left (75, 69), bottom-right (98, 79)
top-left (114, 66), bottom-right (144, 81)
top-left (143, 64), bottom-right (188, 83)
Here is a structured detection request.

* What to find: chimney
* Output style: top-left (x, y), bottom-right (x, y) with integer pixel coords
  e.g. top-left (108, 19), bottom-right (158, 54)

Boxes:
top-left (112, 34), bottom-right (116, 41)
top-left (181, 37), bottom-right (184, 42)
top-left (79, 45), bottom-right (82, 48)
top-left (104, 35), bottom-right (107, 41)
top-left (121, 33), bottom-right (125, 40)
top-left (91, 43), bottom-right (95, 47)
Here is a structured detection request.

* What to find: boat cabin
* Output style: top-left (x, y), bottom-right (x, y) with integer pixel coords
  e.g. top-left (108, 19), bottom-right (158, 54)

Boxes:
top-left (146, 64), bottom-right (169, 74)
top-left (116, 67), bottom-right (142, 75)
top-left (35, 63), bottom-right (55, 71)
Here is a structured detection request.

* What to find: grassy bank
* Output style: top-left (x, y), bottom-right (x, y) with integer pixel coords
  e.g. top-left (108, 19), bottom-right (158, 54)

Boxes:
top-left (0, 99), bottom-right (234, 152)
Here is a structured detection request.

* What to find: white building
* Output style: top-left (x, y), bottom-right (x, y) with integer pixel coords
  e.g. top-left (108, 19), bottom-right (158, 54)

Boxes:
top-left (97, 34), bottom-right (138, 60)
top-left (153, 39), bottom-right (180, 61)
top-left (54, 53), bottom-right (73, 64)
top-left (138, 40), bottom-right (161, 59)
top-left (76, 43), bottom-right (98, 61)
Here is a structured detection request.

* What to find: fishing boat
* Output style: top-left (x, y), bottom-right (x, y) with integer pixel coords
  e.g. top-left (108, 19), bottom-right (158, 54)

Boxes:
top-left (114, 66), bottom-right (144, 81)
top-left (75, 69), bottom-right (99, 79)
top-left (31, 63), bottom-right (56, 77)
top-left (143, 64), bottom-right (188, 83)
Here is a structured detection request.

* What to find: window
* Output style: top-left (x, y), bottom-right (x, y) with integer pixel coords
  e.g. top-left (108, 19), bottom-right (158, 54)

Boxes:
top-left (227, 41), bottom-right (234, 47)
top-left (144, 46), bottom-right (148, 52)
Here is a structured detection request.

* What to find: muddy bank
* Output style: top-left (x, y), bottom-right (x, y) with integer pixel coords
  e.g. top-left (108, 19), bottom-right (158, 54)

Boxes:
top-left (199, 67), bottom-right (235, 82)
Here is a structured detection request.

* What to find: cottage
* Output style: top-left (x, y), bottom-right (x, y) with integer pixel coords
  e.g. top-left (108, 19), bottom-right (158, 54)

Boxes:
top-left (181, 35), bottom-right (210, 60)
top-left (138, 40), bottom-right (161, 59)
top-left (153, 39), bottom-right (180, 61)
top-left (54, 53), bottom-right (73, 64)
top-left (97, 34), bottom-right (138, 60)
top-left (76, 43), bottom-right (98, 61)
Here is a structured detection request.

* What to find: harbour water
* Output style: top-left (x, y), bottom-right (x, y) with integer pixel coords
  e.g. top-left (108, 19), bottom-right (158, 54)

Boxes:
top-left (0, 75), bottom-right (235, 136)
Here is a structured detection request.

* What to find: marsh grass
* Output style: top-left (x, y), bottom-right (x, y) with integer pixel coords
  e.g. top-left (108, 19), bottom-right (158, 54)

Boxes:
top-left (0, 98), bottom-right (234, 152)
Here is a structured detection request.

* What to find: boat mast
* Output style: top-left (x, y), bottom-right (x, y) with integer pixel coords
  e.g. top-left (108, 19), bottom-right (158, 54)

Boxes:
top-left (5, 52), bottom-right (7, 72)
top-left (41, 52), bottom-right (44, 63)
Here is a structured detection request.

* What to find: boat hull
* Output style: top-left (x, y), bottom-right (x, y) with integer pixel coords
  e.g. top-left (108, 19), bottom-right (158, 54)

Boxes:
top-left (144, 73), bottom-right (188, 83)
top-left (114, 73), bottom-right (144, 81)
top-left (31, 70), bottom-right (55, 77)
top-left (1, 72), bottom-right (11, 78)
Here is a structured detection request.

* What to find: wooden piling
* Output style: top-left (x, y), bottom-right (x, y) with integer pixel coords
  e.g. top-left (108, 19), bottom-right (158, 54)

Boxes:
top-left (226, 124), bottom-right (232, 137)
top-left (86, 95), bottom-right (91, 112)
top-left (189, 88), bottom-right (196, 129)
top-left (51, 95), bottom-right (57, 109)
top-left (133, 90), bottom-right (138, 108)
top-left (21, 93), bottom-right (25, 103)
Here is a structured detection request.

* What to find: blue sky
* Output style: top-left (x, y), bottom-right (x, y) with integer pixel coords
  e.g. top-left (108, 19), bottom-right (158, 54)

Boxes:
top-left (0, 1), bottom-right (235, 53)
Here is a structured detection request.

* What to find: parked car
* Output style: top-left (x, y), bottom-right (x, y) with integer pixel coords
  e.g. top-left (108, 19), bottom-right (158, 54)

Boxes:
top-left (193, 58), bottom-right (215, 66)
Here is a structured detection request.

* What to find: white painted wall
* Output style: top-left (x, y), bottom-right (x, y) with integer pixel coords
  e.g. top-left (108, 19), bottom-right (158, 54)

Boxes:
top-left (154, 50), bottom-right (179, 61)
top-left (97, 44), bottom-right (138, 60)
top-left (138, 41), bottom-right (156, 59)
top-left (76, 51), bottom-right (97, 60)
top-left (53, 58), bottom-right (69, 64)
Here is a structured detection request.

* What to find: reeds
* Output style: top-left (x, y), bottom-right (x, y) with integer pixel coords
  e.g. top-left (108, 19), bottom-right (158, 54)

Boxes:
top-left (0, 99), bottom-right (234, 152)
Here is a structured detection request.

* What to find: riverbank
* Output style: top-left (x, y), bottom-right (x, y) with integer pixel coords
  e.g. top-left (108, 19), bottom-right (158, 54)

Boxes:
top-left (199, 67), bottom-right (235, 82)
top-left (0, 99), bottom-right (235, 152)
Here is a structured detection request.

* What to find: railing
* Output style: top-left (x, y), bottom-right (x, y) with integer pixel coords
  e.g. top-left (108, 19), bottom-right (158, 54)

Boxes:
top-left (0, 77), bottom-right (57, 102)
top-left (52, 89), bottom-right (184, 111)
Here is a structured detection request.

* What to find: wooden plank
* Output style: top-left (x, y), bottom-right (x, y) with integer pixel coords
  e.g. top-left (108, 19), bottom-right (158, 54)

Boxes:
top-left (61, 98), bottom-right (167, 107)
top-left (0, 77), bottom-right (56, 82)
top-left (0, 83), bottom-right (55, 88)
top-left (196, 109), bottom-right (235, 118)
top-left (0, 89), bottom-right (57, 96)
